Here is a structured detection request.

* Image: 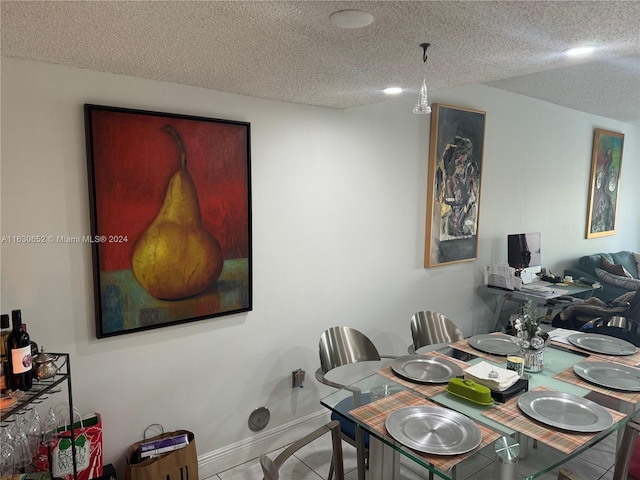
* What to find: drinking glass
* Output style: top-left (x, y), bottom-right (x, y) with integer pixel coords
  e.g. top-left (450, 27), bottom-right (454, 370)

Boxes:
top-left (42, 404), bottom-right (58, 447)
top-left (25, 406), bottom-right (42, 455)
top-left (0, 424), bottom-right (16, 476)
top-left (11, 415), bottom-right (31, 469)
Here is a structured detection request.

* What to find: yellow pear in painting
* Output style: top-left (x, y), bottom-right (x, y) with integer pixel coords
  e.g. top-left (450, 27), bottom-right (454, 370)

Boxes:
top-left (132, 125), bottom-right (224, 300)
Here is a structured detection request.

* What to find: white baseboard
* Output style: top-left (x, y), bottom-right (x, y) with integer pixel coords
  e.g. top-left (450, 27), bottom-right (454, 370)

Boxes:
top-left (197, 409), bottom-right (331, 478)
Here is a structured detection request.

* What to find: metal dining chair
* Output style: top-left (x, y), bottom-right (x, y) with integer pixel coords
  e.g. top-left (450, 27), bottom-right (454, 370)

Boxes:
top-left (408, 311), bottom-right (464, 353)
top-left (259, 420), bottom-right (344, 480)
top-left (315, 326), bottom-right (397, 480)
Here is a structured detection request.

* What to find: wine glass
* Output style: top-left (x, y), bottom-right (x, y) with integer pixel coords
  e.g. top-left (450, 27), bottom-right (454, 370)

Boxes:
top-left (10, 415), bottom-right (31, 470)
top-left (25, 406), bottom-right (42, 456)
top-left (42, 403), bottom-right (58, 447)
top-left (0, 424), bottom-right (16, 476)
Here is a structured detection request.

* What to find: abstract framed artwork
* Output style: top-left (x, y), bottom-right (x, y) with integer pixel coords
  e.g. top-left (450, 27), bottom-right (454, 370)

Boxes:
top-left (586, 128), bottom-right (624, 239)
top-left (425, 104), bottom-right (486, 267)
top-left (84, 104), bottom-right (252, 337)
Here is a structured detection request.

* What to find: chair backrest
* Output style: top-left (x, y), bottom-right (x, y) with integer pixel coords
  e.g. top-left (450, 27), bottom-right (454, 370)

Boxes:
top-left (410, 311), bottom-right (464, 351)
top-left (318, 326), bottom-right (381, 375)
top-left (259, 420), bottom-right (344, 480)
top-left (582, 315), bottom-right (640, 347)
top-left (626, 288), bottom-right (640, 322)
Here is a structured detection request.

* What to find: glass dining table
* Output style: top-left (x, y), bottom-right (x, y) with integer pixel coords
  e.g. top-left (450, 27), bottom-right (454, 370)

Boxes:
top-left (320, 337), bottom-right (640, 480)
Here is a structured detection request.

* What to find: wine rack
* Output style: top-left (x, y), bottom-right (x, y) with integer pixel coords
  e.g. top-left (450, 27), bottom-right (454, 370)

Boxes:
top-left (1, 353), bottom-right (78, 479)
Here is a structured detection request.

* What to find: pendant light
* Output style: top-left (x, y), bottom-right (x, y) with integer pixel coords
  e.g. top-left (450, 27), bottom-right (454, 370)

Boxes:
top-left (413, 43), bottom-right (431, 114)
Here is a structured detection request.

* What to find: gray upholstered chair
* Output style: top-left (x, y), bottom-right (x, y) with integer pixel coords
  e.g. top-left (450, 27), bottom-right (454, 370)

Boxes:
top-left (408, 311), bottom-right (464, 354)
top-left (259, 420), bottom-right (344, 480)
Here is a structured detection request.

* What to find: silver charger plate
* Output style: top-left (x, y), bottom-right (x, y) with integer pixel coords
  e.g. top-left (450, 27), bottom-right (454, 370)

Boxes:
top-left (391, 354), bottom-right (463, 384)
top-left (385, 405), bottom-right (482, 455)
top-left (567, 333), bottom-right (637, 356)
top-left (467, 334), bottom-right (521, 356)
top-left (573, 361), bottom-right (640, 392)
top-left (517, 390), bottom-right (614, 433)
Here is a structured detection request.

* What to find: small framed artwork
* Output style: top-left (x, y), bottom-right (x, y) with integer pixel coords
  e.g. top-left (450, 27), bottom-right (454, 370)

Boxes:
top-left (425, 104), bottom-right (486, 267)
top-left (586, 128), bottom-right (624, 238)
top-left (84, 104), bottom-right (252, 338)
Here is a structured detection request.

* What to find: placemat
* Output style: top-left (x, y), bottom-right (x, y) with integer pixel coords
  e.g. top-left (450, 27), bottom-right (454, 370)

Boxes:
top-left (448, 337), bottom-right (511, 364)
top-left (377, 352), bottom-right (471, 397)
top-left (592, 349), bottom-right (640, 367)
top-left (481, 386), bottom-right (626, 454)
top-left (550, 340), bottom-right (640, 367)
top-left (554, 357), bottom-right (640, 404)
top-left (349, 390), bottom-right (501, 472)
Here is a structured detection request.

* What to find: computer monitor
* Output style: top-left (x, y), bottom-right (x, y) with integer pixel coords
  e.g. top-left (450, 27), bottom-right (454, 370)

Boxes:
top-left (508, 232), bottom-right (541, 276)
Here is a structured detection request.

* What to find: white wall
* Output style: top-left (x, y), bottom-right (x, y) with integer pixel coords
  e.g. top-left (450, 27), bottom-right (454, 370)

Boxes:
top-left (1, 58), bottom-right (639, 476)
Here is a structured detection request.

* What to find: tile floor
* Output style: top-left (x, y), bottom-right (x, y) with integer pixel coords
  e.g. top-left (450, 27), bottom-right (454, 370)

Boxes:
top-left (209, 431), bottom-right (619, 480)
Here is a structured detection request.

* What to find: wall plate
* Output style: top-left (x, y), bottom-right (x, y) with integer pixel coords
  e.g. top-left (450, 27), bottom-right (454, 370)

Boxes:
top-left (248, 406), bottom-right (270, 431)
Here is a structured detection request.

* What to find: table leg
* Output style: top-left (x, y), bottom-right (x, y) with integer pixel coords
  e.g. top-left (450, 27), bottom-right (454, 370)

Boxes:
top-left (355, 427), bottom-right (366, 480)
top-left (368, 437), bottom-right (400, 480)
top-left (515, 432), bottom-right (529, 459)
top-left (612, 418), bottom-right (640, 480)
top-left (493, 295), bottom-right (507, 332)
top-left (615, 400), bottom-right (634, 451)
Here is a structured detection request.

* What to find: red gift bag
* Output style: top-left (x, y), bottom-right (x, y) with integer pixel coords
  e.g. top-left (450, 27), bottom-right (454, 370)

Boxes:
top-left (33, 411), bottom-right (103, 480)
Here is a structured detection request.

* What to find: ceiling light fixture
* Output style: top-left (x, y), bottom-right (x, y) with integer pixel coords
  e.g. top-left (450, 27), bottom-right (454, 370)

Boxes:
top-left (382, 87), bottom-right (403, 95)
top-left (565, 45), bottom-right (596, 57)
top-left (329, 10), bottom-right (373, 29)
top-left (413, 43), bottom-right (431, 114)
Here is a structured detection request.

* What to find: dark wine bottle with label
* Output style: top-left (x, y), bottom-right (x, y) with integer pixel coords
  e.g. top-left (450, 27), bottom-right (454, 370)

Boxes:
top-left (6, 309), bottom-right (32, 390)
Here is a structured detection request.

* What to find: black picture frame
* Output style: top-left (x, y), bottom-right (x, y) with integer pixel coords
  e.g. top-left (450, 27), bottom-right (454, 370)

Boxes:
top-left (84, 104), bottom-right (252, 337)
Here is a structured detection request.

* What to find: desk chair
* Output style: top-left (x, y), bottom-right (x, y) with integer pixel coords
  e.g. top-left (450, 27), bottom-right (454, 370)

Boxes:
top-left (408, 311), bottom-right (464, 354)
top-left (315, 326), bottom-right (397, 480)
top-left (259, 420), bottom-right (344, 480)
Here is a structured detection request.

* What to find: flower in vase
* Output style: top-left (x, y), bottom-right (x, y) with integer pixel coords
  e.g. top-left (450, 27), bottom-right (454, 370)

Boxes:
top-left (514, 300), bottom-right (546, 350)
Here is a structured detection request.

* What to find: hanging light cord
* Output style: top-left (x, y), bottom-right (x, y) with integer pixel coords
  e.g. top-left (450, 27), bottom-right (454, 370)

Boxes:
top-left (413, 42), bottom-right (432, 114)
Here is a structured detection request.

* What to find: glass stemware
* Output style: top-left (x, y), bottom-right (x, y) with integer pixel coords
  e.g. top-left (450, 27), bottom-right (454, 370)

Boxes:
top-left (11, 415), bottom-right (32, 470)
top-left (42, 403), bottom-right (58, 447)
top-left (0, 424), bottom-right (16, 476)
top-left (25, 406), bottom-right (42, 456)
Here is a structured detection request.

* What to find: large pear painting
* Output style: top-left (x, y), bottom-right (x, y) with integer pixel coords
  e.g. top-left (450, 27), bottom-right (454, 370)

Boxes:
top-left (132, 125), bottom-right (224, 300)
top-left (85, 104), bottom-right (251, 338)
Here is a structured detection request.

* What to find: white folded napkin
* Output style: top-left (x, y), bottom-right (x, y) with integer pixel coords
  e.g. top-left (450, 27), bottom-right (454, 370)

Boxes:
top-left (547, 328), bottom-right (575, 345)
top-left (464, 361), bottom-right (520, 392)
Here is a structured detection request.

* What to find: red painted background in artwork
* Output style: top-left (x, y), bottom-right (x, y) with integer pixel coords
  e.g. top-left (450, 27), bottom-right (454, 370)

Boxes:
top-left (88, 109), bottom-right (249, 272)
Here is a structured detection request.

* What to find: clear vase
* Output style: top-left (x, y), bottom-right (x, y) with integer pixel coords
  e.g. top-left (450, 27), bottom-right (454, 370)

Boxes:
top-left (518, 331), bottom-right (545, 373)
top-left (522, 347), bottom-right (544, 372)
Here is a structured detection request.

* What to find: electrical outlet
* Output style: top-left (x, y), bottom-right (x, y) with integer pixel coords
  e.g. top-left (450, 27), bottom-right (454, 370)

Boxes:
top-left (292, 369), bottom-right (305, 388)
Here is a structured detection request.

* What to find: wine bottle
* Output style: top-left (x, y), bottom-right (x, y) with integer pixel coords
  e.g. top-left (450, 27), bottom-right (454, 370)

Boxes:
top-left (0, 314), bottom-right (9, 361)
top-left (0, 314), bottom-right (9, 392)
top-left (6, 309), bottom-right (33, 390)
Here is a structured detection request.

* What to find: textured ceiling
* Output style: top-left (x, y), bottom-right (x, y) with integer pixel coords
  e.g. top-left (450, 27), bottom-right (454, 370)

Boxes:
top-left (2, 1), bottom-right (639, 125)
